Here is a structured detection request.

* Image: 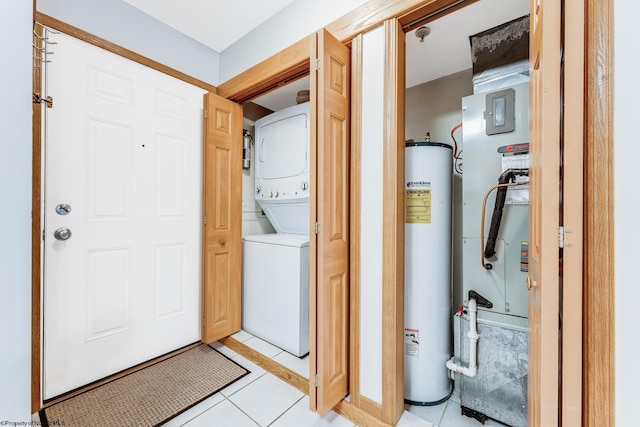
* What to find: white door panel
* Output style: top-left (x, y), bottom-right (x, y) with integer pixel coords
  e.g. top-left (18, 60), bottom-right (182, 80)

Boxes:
top-left (43, 32), bottom-right (205, 398)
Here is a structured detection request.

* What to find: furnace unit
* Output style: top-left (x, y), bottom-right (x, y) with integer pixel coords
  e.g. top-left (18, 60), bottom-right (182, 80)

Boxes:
top-left (454, 81), bottom-right (530, 427)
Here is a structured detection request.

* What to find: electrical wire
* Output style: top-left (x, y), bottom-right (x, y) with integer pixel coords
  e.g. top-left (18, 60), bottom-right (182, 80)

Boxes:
top-left (480, 181), bottom-right (528, 269)
top-left (450, 123), bottom-right (463, 174)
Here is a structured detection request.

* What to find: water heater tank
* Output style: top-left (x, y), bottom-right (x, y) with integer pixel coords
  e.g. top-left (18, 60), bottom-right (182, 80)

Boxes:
top-left (404, 142), bottom-right (453, 405)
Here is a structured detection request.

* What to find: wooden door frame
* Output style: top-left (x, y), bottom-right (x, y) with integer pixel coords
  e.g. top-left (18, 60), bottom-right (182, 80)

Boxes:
top-left (31, 23), bottom-right (44, 414)
top-left (381, 18), bottom-right (405, 425)
top-left (31, 12), bottom-right (216, 413)
top-left (584, 0), bottom-right (614, 424)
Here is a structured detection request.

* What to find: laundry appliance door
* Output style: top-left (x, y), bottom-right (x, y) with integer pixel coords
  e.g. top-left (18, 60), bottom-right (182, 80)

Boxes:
top-left (255, 103), bottom-right (310, 181)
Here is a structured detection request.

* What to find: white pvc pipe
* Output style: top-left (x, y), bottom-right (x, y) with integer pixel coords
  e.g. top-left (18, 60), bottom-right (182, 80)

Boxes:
top-left (446, 298), bottom-right (479, 377)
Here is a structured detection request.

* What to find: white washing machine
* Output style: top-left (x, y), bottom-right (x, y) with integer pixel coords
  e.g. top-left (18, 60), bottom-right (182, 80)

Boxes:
top-left (242, 233), bottom-right (309, 356)
top-left (242, 102), bottom-right (311, 357)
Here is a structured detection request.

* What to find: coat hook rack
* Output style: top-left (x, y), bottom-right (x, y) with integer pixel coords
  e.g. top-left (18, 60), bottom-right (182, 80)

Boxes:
top-left (33, 24), bottom-right (55, 68)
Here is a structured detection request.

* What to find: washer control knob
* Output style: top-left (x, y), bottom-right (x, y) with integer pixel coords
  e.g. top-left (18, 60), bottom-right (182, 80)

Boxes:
top-left (301, 181), bottom-right (309, 191)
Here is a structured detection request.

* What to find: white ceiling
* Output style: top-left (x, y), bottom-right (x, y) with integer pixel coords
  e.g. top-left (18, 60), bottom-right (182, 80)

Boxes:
top-left (121, 0), bottom-right (297, 52)
top-left (121, 0), bottom-right (529, 111)
top-left (405, 0), bottom-right (529, 88)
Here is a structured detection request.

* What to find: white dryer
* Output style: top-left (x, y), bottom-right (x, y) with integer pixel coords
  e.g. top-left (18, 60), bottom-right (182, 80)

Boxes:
top-left (242, 102), bottom-right (311, 357)
top-left (254, 101), bottom-right (311, 228)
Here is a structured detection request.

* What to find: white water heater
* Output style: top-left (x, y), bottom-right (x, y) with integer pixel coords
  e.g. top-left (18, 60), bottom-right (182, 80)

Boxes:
top-left (404, 142), bottom-right (453, 405)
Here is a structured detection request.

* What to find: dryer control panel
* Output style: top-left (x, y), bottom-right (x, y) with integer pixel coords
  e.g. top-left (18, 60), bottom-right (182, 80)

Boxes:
top-left (256, 180), bottom-right (310, 201)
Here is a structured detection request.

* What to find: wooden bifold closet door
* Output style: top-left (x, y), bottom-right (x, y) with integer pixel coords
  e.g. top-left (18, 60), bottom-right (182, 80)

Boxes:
top-left (201, 93), bottom-right (243, 344)
top-left (309, 28), bottom-right (351, 416)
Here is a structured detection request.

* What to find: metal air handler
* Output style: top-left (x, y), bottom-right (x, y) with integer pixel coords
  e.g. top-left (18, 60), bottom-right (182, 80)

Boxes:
top-left (456, 81), bottom-right (530, 426)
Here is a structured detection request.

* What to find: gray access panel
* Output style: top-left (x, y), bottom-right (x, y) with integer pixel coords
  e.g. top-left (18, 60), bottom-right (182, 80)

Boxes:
top-left (454, 312), bottom-right (528, 427)
top-left (461, 82), bottom-right (529, 325)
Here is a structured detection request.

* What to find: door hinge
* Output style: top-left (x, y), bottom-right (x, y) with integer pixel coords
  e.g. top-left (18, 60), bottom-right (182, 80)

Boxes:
top-left (204, 110), bottom-right (208, 119)
top-left (315, 58), bottom-right (320, 71)
top-left (204, 216), bottom-right (207, 225)
top-left (314, 374), bottom-right (319, 387)
top-left (42, 229), bottom-right (45, 241)
top-left (314, 222), bottom-right (319, 234)
top-left (202, 317), bottom-right (206, 326)
top-left (559, 226), bottom-right (572, 248)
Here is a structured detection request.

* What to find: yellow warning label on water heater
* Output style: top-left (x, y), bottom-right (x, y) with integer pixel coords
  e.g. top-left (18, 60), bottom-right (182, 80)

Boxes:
top-left (405, 189), bottom-right (431, 224)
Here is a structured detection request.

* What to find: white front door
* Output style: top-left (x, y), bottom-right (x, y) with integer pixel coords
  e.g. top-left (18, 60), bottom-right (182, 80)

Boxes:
top-left (43, 32), bottom-right (205, 399)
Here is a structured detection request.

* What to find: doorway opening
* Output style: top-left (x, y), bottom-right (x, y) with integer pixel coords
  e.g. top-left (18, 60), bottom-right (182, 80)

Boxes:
top-left (227, 75), bottom-right (313, 383)
top-left (402, 0), bottom-right (529, 425)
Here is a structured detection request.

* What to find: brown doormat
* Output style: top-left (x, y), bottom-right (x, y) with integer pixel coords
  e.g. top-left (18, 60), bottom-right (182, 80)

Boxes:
top-left (40, 344), bottom-right (249, 427)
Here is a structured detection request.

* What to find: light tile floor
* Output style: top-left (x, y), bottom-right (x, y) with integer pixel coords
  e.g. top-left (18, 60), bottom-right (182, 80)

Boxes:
top-left (32, 331), bottom-right (511, 426)
top-left (161, 330), bottom-right (510, 427)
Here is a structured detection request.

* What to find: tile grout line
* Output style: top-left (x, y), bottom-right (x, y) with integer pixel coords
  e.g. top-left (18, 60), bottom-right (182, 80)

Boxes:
top-left (220, 354), bottom-right (269, 398)
top-left (225, 396), bottom-right (263, 426)
top-left (265, 394), bottom-right (307, 427)
top-left (437, 399), bottom-right (450, 427)
top-left (178, 395), bottom-right (228, 427)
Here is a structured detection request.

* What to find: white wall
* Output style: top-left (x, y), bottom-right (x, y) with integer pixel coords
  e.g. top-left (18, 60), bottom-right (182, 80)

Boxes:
top-left (614, 2), bottom-right (638, 425)
top-left (405, 70), bottom-right (473, 145)
top-left (0, 1), bottom-right (33, 420)
top-left (38, 0), bottom-right (220, 85)
top-left (219, 0), bottom-right (369, 83)
top-left (358, 24), bottom-right (385, 404)
top-left (241, 118), bottom-right (275, 237)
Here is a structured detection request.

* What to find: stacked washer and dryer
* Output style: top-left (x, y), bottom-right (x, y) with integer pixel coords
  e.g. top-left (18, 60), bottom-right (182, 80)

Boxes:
top-left (242, 102), bottom-right (311, 357)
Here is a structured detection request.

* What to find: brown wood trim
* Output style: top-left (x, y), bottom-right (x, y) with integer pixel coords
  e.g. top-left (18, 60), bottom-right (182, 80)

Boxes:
top-left (242, 102), bottom-right (274, 123)
top-left (42, 342), bottom-right (201, 408)
top-left (200, 94), bottom-right (208, 347)
top-left (219, 337), bottom-right (309, 395)
top-left (381, 18), bottom-right (405, 426)
top-left (216, 0), bottom-right (462, 103)
top-left (349, 33), bottom-right (364, 411)
top-left (216, 37), bottom-right (312, 103)
top-left (325, 0), bottom-right (449, 42)
top-left (334, 398), bottom-right (390, 427)
top-left (31, 25), bottom-right (44, 414)
top-left (584, 0), bottom-right (614, 425)
top-left (34, 12), bottom-right (217, 93)
top-left (308, 31), bottom-right (319, 413)
top-left (398, 0), bottom-right (479, 31)
top-left (357, 395), bottom-right (383, 420)
top-left (219, 337), bottom-right (392, 427)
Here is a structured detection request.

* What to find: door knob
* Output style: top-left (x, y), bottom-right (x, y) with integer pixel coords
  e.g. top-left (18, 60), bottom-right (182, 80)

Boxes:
top-left (54, 227), bottom-right (72, 241)
top-left (219, 239), bottom-right (226, 246)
